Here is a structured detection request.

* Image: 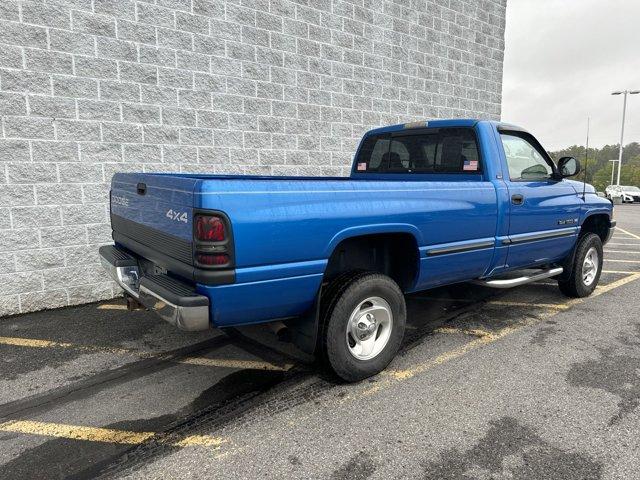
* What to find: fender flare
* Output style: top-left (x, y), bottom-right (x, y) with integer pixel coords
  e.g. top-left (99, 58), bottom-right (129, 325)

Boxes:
top-left (289, 225), bottom-right (422, 356)
top-left (323, 223), bottom-right (423, 258)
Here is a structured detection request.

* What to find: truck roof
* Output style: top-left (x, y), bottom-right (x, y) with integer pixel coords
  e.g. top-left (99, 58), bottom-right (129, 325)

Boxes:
top-left (363, 119), bottom-right (525, 137)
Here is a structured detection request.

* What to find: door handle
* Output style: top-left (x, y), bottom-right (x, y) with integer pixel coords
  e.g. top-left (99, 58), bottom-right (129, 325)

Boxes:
top-left (136, 183), bottom-right (147, 195)
top-left (511, 194), bottom-right (524, 205)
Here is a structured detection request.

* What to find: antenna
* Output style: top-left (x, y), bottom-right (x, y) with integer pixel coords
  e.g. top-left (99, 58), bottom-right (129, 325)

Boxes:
top-left (582, 117), bottom-right (589, 199)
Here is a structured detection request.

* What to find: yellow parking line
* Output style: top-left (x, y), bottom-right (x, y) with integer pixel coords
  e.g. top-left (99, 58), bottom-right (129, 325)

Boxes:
top-left (592, 272), bottom-right (640, 295)
top-left (0, 420), bottom-right (154, 445)
top-left (616, 227), bottom-right (640, 240)
top-left (366, 272), bottom-right (640, 388)
top-left (0, 420), bottom-right (226, 449)
top-left (174, 435), bottom-right (227, 448)
top-left (486, 300), bottom-right (569, 310)
top-left (433, 326), bottom-right (494, 338)
top-left (383, 329), bottom-right (510, 382)
top-left (97, 304), bottom-right (128, 310)
top-left (0, 336), bottom-right (135, 356)
top-left (0, 336), bottom-right (291, 372)
top-left (0, 336), bottom-right (76, 349)
top-left (179, 357), bottom-right (292, 371)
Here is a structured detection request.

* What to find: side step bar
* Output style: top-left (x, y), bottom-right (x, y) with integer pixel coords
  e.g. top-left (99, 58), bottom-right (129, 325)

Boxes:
top-left (472, 267), bottom-right (563, 289)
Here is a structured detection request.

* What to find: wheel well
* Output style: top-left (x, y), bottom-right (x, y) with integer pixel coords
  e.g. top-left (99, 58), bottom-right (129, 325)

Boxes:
top-left (324, 233), bottom-right (420, 292)
top-left (581, 214), bottom-right (610, 243)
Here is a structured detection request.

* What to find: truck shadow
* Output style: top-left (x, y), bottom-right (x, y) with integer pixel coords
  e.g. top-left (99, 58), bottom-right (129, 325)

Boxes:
top-left (0, 279), bottom-right (569, 479)
top-left (0, 368), bottom-right (285, 480)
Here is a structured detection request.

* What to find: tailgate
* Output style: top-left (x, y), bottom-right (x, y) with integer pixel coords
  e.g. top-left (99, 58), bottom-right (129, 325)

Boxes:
top-left (110, 173), bottom-right (197, 266)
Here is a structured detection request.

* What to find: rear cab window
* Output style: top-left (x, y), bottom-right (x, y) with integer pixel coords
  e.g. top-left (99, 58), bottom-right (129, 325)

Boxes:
top-left (355, 127), bottom-right (482, 175)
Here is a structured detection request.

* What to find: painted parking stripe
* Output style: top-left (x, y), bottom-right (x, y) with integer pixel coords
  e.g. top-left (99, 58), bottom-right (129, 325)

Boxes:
top-left (179, 356), bottom-right (291, 371)
top-left (0, 420), bottom-right (226, 449)
top-left (0, 336), bottom-right (292, 372)
top-left (615, 227), bottom-right (640, 240)
top-left (0, 337), bottom-right (77, 349)
top-left (363, 272), bottom-right (640, 389)
top-left (173, 434), bottom-right (228, 448)
top-left (97, 304), bottom-right (128, 310)
top-left (605, 259), bottom-right (640, 264)
top-left (486, 300), bottom-right (569, 310)
top-left (434, 326), bottom-right (494, 338)
top-left (605, 250), bottom-right (640, 254)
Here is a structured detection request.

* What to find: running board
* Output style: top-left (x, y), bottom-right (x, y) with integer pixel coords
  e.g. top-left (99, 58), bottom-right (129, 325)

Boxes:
top-left (472, 267), bottom-right (563, 289)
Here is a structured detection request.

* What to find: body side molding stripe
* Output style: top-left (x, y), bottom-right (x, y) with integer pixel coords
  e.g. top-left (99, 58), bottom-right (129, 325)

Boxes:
top-left (426, 240), bottom-right (496, 257)
top-left (505, 227), bottom-right (577, 246)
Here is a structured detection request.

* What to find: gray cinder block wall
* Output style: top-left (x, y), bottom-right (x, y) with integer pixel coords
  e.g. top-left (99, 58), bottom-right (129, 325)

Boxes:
top-left (0, 0), bottom-right (506, 316)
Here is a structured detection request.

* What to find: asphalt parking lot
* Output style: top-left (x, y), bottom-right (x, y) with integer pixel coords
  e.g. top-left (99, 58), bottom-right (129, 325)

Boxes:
top-left (1, 205), bottom-right (639, 479)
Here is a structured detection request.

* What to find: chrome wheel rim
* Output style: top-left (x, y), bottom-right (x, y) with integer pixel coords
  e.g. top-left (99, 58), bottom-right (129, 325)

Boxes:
top-left (346, 296), bottom-right (393, 361)
top-left (582, 247), bottom-right (599, 286)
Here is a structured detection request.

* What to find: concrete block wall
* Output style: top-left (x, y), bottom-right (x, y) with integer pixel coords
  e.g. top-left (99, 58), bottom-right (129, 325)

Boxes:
top-left (0, 0), bottom-right (506, 316)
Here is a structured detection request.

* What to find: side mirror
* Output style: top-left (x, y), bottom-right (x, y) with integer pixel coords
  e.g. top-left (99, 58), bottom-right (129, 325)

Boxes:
top-left (557, 156), bottom-right (581, 178)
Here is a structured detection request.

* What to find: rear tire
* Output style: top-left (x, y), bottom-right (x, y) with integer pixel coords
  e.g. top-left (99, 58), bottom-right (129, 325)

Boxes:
top-left (320, 272), bottom-right (406, 382)
top-left (558, 233), bottom-right (603, 298)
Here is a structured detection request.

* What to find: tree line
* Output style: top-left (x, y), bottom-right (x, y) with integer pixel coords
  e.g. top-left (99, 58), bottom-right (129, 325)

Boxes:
top-left (549, 142), bottom-right (640, 192)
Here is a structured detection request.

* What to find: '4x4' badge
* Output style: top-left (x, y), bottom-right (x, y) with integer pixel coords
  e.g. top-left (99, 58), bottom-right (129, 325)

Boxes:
top-left (166, 209), bottom-right (188, 223)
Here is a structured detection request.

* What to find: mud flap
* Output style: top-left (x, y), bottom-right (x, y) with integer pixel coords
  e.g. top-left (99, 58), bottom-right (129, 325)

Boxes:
top-left (557, 243), bottom-right (578, 282)
top-left (284, 287), bottom-right (321, 356)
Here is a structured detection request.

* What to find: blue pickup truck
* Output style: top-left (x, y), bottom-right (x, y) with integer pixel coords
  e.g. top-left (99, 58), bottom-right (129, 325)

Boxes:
top-left (100, 119), bottom-right (615, 381)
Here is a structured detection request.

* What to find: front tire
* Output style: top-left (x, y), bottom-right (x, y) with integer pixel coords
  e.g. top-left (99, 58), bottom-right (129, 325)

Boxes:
top-left (320, 272), bottom-right (406, 382)
top-left (558, 233), bottom-right (603, 298)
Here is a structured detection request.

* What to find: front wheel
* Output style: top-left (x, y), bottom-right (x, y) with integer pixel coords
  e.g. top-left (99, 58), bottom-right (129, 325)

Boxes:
top-left (320, 272), bottom-right (406, 382)
top-left (558, 233), bottom-right (603, 298)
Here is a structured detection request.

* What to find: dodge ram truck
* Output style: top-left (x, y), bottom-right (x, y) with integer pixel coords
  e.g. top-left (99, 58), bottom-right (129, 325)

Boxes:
top-left (100, 119), bottom-right (615, 382)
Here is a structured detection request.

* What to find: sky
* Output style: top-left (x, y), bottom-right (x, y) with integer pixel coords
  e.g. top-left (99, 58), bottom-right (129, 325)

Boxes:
top-left (501, 0), bottom-right (640, 151)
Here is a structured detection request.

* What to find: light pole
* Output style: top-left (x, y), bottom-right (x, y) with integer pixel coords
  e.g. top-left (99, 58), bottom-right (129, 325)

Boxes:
top-left (611, 90), bottom-right (640, 185)
top-left (609, 159), bottom-right (617, 186)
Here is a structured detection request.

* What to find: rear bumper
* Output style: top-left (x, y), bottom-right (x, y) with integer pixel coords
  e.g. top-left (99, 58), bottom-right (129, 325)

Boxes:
top-left (99, 245), bottom-right (210, 331)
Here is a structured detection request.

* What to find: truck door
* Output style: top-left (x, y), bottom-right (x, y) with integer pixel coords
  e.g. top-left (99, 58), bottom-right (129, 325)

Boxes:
top-left (499, 130), bottom-right (580, 270)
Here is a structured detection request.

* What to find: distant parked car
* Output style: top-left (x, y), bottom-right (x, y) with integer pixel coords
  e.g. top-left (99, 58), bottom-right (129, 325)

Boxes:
top-left (605, 185), bottom-right (640, 203)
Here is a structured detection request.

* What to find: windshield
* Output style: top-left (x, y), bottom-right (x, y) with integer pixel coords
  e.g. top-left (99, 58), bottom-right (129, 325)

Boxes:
top-left (622, 186), bottom-right (640, 192)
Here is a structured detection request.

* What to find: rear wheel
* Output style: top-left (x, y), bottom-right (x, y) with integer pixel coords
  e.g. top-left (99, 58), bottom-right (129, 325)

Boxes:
top-left (320, 272), bottom-right (406, 382)
top-left (558, 233), bottom-right (603, 297)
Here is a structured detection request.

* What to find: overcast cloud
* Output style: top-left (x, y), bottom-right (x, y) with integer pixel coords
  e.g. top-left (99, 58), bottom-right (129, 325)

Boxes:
top-left (501, 0), bottom-right (640, 151)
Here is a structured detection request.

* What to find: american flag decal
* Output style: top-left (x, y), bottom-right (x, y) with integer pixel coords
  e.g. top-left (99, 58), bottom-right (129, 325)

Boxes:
top-left (463, 159), bottom-right (478, 171)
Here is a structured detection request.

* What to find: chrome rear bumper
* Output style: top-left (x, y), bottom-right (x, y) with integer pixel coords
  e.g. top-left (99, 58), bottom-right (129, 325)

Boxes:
top-left (99, 245), bottom-right (210, 331)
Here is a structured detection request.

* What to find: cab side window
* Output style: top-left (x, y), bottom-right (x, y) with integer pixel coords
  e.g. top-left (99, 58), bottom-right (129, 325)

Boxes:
top-left (500, 133), bottom-right (553, 181)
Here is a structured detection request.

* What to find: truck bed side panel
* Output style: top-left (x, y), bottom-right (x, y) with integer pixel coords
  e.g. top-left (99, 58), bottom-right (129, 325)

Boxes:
top-left (196, 178), bottom-right (497, 325)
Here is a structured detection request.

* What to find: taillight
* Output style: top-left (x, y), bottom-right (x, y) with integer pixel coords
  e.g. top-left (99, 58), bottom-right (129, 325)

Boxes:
top-left (195, 215), bottom-right (225, 242)
top-left (197, 253), bottom-right (229, 266)
top-left (193, 212), bottom-right (233, 269)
